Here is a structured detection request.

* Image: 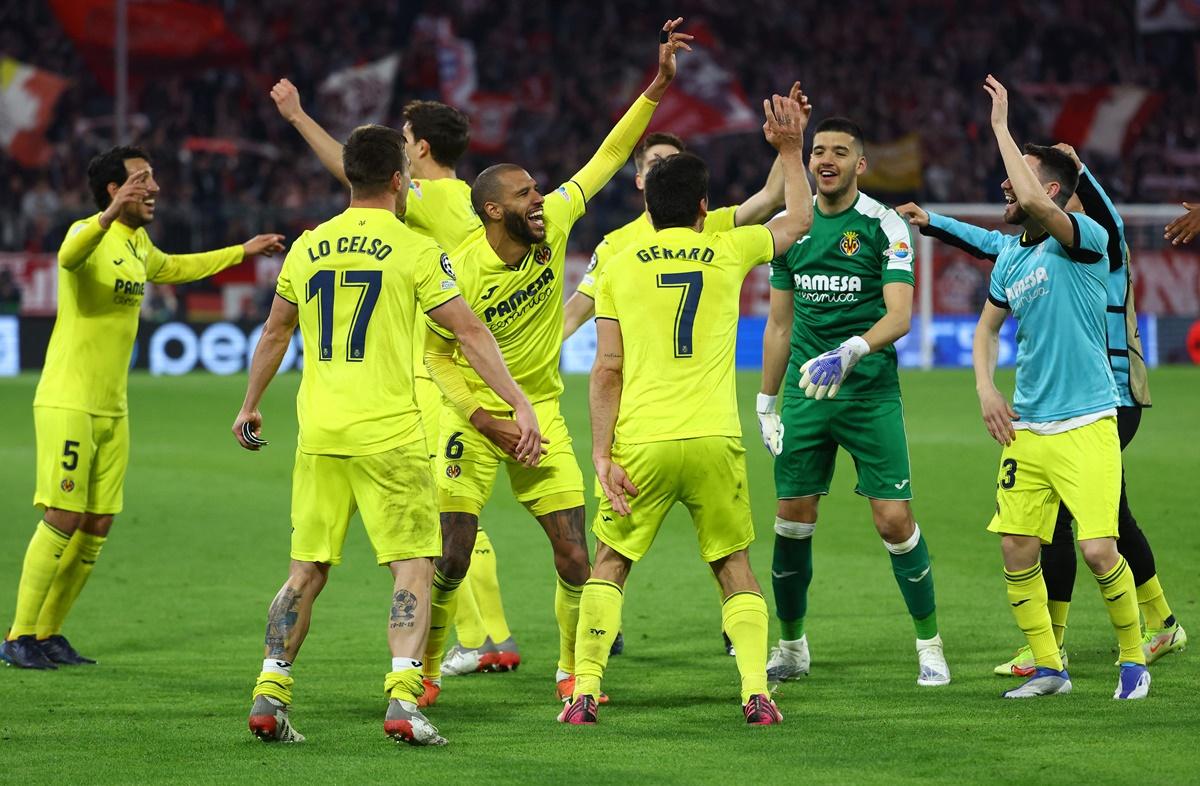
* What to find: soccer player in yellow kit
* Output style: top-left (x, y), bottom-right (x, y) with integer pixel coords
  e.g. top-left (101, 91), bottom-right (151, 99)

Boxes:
top-left (418, 18), bottom-right (693, 708)
top-left (560, 90), bottom-right (814, 727)
top-left (0, 147), bottom-right (283, 670)
top-left (233, 125), bottom-right (541, 745)
top-left (271, 81), bottom-right (521, 672)
top-left (562, 85), bottom-right (805, 340)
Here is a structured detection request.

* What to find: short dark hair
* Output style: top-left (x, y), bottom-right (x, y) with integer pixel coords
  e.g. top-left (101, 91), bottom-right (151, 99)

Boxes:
top-left (343, 124), bottom-right (406, 197)
top-left (87, 146), bottom-right (151, 209)
top-left (813, 117), bottom-right (865, 152)
top-left (1023, 143), bottom-right (1079, 207)
top-left (633, 131), bottom-right (686, 173)
top-left (403, 100), bottom-right (471, 168)
top-left (645, 152), bottom-right (708, 230)
top-left (471, 163), bottom-right (526, 219)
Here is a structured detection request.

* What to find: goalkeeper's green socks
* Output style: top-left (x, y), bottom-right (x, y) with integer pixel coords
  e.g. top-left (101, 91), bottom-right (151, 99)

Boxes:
top-left (886, 524), bottom-right (938, 640)
top-left (771, 518), bottom-right (814, 641)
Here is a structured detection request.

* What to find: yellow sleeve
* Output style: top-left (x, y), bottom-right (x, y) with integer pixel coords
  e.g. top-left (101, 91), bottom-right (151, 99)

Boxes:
top-left (727, 225), bottom-right (776, 273)
top-left (145, 241), bottom-right (244, 284)
top-left (58, 215), bottom-right (107, 272)
top-left (594, 267), bottom-right (618, 321)
top-left (706, 205), bottom-right (739, 233)
top-left (423, 327), bottom-right (482, 418)
top-left (414, 247), bottom-right (462, 313)
top-left (569, 95), bottom-right (659, 201)
top-left (576, 239), bottom-right (612, 299)
top-left (275, 242), bottom-right (301, 303)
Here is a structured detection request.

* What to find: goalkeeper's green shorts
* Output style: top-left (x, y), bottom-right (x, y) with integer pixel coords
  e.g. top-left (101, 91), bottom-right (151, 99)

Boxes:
top-left (774, 396), bottom-right (913, 501)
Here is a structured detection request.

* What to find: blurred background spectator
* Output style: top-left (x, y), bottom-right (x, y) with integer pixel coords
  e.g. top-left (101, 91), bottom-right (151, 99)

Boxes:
top-left (2, 0), bottom-right (1198, 322)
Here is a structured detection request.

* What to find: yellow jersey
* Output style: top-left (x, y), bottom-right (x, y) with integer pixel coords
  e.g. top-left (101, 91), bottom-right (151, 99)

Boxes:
top-left (577, 205), bottom-right (739, 299)
top-left (34, 214), bottom-right (243, 417)
top-left (594, 223), bottom-right (774, 444)
top-left (401, 177), bottom-right (482, 380)
top-left (429, 182), bottom-right (587, 412)
top-left (276, 206), bottom-right (460, 455)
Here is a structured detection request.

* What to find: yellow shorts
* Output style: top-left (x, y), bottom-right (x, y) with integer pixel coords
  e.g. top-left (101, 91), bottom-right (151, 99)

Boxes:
top-left (290, 437), bottom-right (441, 566)
top-left (414, 375), bottom-right (442, 461)
top-left (594, 436), bottom-right (754, 563)
top-left (435, 398), bottom-right (585, 517)
top-left (33, 406), bottom-right (129, 514)
top-left (987, 417), bottom-right (1121, 543)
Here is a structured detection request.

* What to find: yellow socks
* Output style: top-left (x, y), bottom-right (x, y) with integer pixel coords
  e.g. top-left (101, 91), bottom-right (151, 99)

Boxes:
top-left (253, 671), bottom-right (294, 705)
top-left (1135, 575), bottom-right (1173, 630)
top-left (1004, 563), bottom-right (1062, 670)
top-left (36, 530), bottom-right (106, 639)
top-left (9, 521), bottom-right (71, 639)
top-left (452, 573), bottom-right (488, 650)
top-left (1094, 557), bottom-right (1144, 664)
top-left (423, 569), bottom-right (462, 681)
top-left (1047, 600), bottom-right (1070, 649)
top-left (555, 576), bottom-right (585, 674)
top-left (721, 592), bottom-right (770, 703)
top-left (572, 580), bottom-right (622, 699)
top-left (471, 528), bottom-right (512, 643)
top-left (385, 668), bottom-right (424, 704)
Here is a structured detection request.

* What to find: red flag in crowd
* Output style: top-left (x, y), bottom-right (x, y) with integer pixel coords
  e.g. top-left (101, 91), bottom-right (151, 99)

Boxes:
top-left (0, 58), bottom-right (69, 168)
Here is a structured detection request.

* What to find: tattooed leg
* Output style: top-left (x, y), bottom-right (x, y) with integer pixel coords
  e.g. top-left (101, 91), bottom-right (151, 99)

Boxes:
top-left (536, 506), bottom-right (591, 585)
top-left (434, 511), bottom-right (479, 581)
top-left (387, 557), bottom-right (434, 659)
top-left (261, 560), bottom-right (328, 663)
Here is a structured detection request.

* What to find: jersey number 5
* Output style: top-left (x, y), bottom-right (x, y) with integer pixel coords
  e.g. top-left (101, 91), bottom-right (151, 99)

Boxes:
top-left (307, 269), bottom-right (382, 362)
top-left (656, 271), bottom-right (703, 358)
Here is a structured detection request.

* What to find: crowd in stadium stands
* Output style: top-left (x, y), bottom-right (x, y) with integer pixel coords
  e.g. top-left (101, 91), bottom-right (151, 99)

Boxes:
top-left (1, 0), bottom-right (1197, 320)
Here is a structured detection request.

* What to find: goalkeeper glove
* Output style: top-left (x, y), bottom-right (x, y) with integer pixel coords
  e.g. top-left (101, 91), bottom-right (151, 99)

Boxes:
top-left (798, 336), bottom-right (870, 400)
top-left (755, 393), bottom-right (784, 456)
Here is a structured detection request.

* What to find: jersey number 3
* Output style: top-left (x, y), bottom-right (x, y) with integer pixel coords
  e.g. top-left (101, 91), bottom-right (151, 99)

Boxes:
top-left (307, 269), bottom-right (382, 362)
top-left (656, 271), bottom-right (703, 358)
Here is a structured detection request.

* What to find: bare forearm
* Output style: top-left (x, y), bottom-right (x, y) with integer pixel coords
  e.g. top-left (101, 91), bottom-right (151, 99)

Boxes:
top-left (241, 327), bottom-right (291, 411)
top-left (861, 311), bottom-right (910, 352)
top-left (291, 110), bottom-right (349, 188)
top-left (761, 324), bottom-right (790, 395)
top-left (735, 156), bottom-right (784, 226)
top-left (457, 325), bottom-right (528, 413)
top-left (589, 368), bottom-right (622, 459)
top-left (562, 293), bottom-right (595, 340)
top-left (994, 126), bottom-right (1054, 219)
top-left (973, 324), bottom-right (1000, 394)
top-left (765, 147), bottom-right (814, 254)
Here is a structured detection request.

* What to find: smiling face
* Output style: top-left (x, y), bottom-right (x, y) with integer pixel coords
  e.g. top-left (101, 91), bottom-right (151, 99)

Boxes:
top-left (1001, 154), bottom-right (1053, 225)
top-left (808, 131), bottom-right (866, 202)
top-left (115, 158), bottom-right (160, 227)
top-left (492, 168), bottom-right (546, 245)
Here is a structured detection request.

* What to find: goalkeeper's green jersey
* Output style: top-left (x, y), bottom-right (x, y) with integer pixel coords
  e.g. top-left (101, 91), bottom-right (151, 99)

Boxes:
top-left (769, 192), bottom-right (915, 400)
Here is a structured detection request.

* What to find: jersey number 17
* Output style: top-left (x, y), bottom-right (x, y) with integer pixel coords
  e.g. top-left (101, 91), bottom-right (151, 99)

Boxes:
top-left (307, 269), bottom-right (382, 362)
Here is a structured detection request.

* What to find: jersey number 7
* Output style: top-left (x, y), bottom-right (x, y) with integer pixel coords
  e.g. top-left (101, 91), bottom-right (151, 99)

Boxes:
top-left (307, 269), bottom-right (382, 362)
top-left (656, 271), bottom-right (703, 358)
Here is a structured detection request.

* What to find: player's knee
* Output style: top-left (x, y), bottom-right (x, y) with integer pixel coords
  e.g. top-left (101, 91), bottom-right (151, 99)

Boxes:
top-left (1078, 538), bottom-right (1119, 574)
top-left (437, 511), bottom-right (478, 579)
top-left (1000, 535), bottom-right (1042, 572)
top-left (553, 544), bottom-right (590, 586)
top-left (81, 513), bottom-right (115, 536)
top-left (872, 506), bottom-right (914, 543)
top-left (43, 507), bottom-right (84, 535)
top-left (287, 560), bottom-right (328, 594)
top-left (777, 497), bottom-right (818, 524)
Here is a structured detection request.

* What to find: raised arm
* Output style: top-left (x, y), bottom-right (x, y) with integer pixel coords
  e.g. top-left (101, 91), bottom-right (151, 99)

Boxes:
top-left (896, 202), bottom-right (1007, 262)
top-left (984, 75), bottom-right (1075, 247)
top-left (590, 317), bottom-right (638, 515)
top-left (59, 171), bottom-right (153, 271)
top-left (270, 78), bottom-right (351, 188)
top-left (973, 300), bottom-right (1017, 446)
top-left (427, 296), bottom-right (542, 465)
top-left (761, 89), bottom-right (815, 257)
top-left (147, 234), bottom-right (284, 284)
top-left (568, 18), bottom-right (692, 200)
top-left (734, 82), bottom-right (806, 227)
top-left (232, 294), bottom-right (299, 450)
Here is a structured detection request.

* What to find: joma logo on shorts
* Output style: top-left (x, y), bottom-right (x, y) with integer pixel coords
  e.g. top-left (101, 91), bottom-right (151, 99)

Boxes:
top-left (793, 274), bottom-right (862, 292)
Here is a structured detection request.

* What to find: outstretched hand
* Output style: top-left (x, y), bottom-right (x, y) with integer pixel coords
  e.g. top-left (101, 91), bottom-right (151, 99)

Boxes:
top-left (243, 234), bottom-right (286, 258)
top-left (655, 17), bottom-right (693, 84)
top-left (1164, 202), bottom-right (1200, 246)
top-left (762, 89), bottom-right (809, 152)
top-left (983, 74), bottom-right (1009, 129)
top-left (270, 79), bottom-right (304, 123)
top-left (895, 202), bottom-right (930, 228)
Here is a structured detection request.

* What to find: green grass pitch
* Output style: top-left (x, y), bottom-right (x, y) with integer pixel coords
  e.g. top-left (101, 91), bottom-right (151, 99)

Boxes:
top-left (0, 368), bottom-right (1196, 784)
